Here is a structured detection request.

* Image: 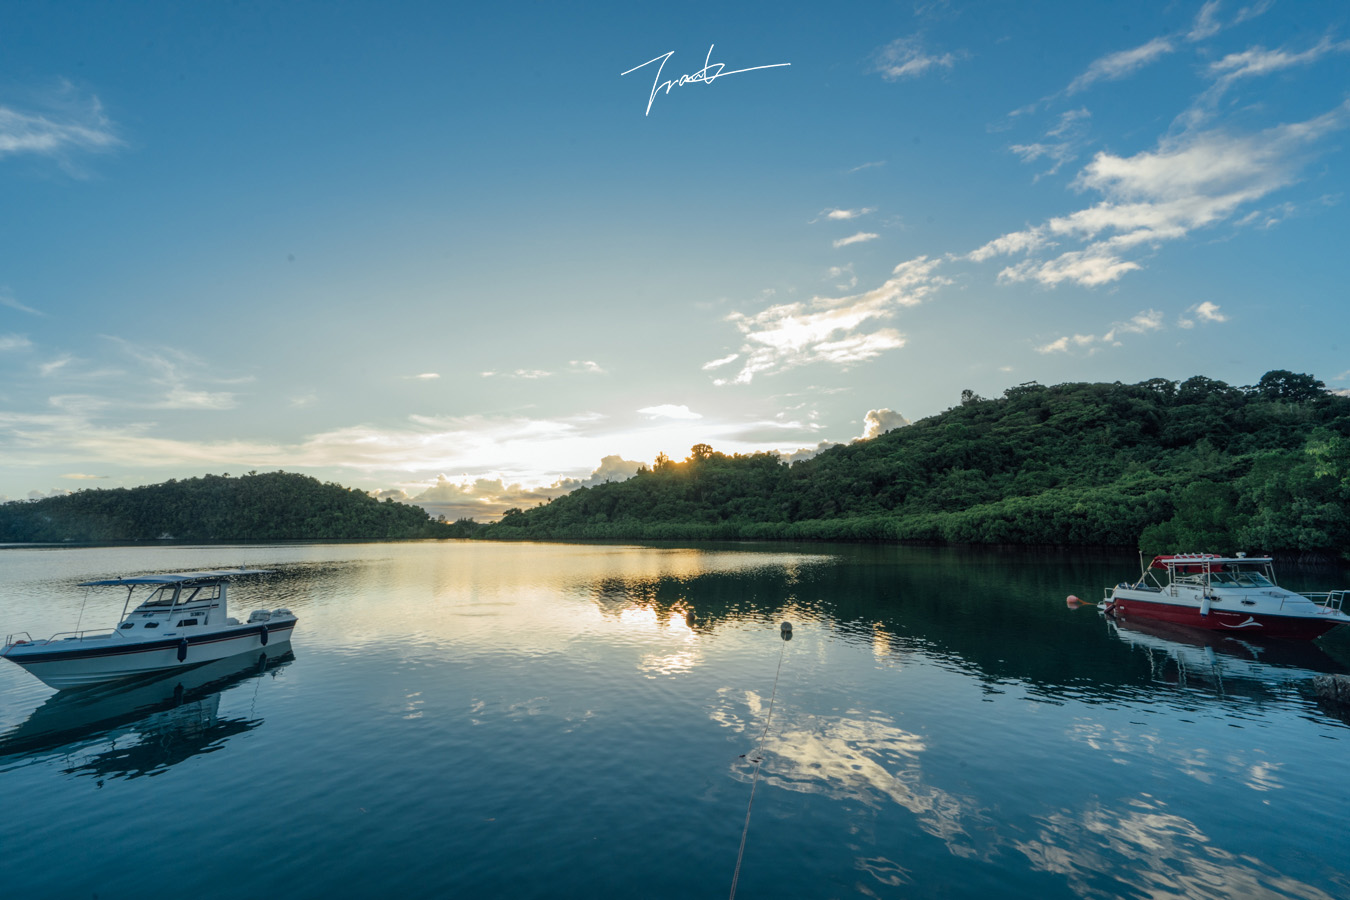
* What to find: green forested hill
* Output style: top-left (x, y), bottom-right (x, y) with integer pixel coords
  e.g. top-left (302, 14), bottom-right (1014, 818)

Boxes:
top-left (0, 471), bottom-right (458, 543)
top-left (487, 371), bottom-right (1350, 557)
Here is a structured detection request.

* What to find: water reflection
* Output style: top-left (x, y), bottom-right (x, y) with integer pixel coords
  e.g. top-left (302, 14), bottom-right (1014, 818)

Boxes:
top-left (0, 646), bottom-right (294, 781)
top-left (1015, 795), bottom-right (1337, 900)
top-left (2, 542), bottom-right (1345, 900)
top-left (1108, 617), bottom-right (1346, 694)
top-left (571, 547), bottom-right (1350, 709)
top-left (712, 689), bottom-right (982, 857)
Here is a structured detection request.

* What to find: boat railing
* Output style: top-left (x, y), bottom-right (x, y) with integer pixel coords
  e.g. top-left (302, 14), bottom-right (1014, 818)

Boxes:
top-left (3, 632), bottom-right (36, 654)
top-left (1299, 591), bottom-right (1347, 613)
top-left (43, 629), bottom-right (119, 643)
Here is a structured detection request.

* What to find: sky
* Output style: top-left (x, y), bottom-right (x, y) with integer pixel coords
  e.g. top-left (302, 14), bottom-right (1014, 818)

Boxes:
top-left (2, 0), bottom-right (1349, 520)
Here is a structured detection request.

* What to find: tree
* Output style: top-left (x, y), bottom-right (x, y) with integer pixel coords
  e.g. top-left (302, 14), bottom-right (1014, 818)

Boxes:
top-left (1254, 370), bottom-right (1325, 402)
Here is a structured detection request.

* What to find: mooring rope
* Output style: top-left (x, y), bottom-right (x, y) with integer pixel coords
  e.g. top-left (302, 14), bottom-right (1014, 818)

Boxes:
top-left (729, 623), bottom-right (791, 900)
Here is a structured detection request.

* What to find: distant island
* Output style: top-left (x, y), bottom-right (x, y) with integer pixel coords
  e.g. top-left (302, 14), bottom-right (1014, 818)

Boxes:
top-left (0, 471), bottom-right (471, 543)
top-left (3, 372), bottom-right (1347, 558)
top-left (485, 371), bottom-right (1350, 559)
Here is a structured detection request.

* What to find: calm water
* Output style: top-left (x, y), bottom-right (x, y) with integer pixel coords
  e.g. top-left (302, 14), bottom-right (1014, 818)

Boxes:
top-left (2, 541), bottom-right (1349, 900)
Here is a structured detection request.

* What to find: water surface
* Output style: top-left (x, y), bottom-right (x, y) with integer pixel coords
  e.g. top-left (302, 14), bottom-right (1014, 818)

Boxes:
top-left (2, 541), bottom-right (1348, 899)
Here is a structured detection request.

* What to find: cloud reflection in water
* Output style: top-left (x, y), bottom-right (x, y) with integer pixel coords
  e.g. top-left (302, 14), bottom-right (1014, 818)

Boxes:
top-left (1014, 795), bottom-right (1336, 900)
top-left (712, 690), bottom-right (982, 857)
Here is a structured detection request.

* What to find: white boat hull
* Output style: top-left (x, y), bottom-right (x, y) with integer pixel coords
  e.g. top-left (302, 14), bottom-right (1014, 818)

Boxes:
top-left (3, 619), bottom-right (297, 690)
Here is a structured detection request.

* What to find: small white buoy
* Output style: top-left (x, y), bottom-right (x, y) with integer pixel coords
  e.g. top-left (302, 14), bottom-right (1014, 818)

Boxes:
top-left (780, 621), bottom-right (793, 640)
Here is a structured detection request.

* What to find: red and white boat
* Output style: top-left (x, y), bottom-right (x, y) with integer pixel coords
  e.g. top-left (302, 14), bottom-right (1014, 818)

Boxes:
top-left (2, 569), bottom-right (298, 690)
top-left (1102, 554), bottom-right (1350, 639)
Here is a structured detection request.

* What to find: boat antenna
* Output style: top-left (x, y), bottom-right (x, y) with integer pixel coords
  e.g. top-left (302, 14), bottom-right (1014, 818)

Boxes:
top-left (1135, 550), bottom-right (1147, 588)
top-left (73, 586), bottom-right (92, 634)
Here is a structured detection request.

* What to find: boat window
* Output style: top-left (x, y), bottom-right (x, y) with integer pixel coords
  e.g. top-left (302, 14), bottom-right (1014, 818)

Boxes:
top-left (144, 586), bottom-right (180, 607)
top-left (144, 622), bottom-right (159, 628)
top-left (120, 622), bottom-right (135, 629)
top-left (1234, 571), bottom-right (1273, 587)
top-left (177, 619), bottom-right (199, 627)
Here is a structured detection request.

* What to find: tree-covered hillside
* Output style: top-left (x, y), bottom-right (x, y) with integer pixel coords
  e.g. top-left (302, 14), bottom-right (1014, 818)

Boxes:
top-left (487, 372), bottom-right (1350, 557)
top-left (0, 471), bottom-right (458, 543)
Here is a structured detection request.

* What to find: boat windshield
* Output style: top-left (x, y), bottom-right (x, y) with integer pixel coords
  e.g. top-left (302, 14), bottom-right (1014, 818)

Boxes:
top-left (141, 586), bottom-right (181, 607)
top-left (1230, 569), bottom-right (1274, 587)
top-left (1176, 567), bottom-right (1275, 587)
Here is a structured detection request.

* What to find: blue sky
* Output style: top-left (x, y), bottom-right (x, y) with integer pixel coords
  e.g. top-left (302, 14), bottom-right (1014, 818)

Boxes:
top-left (3, 1), bottom-right (1348, 519)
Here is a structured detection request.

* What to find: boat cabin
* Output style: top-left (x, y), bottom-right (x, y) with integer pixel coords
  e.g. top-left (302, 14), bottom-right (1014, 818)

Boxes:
top-left (82, 570), bottom-right (274, 638)
top-left (1124, 554), bottom-right (1282, 597)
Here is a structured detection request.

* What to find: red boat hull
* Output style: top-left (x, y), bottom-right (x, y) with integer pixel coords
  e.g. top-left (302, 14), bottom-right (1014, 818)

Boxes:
top-left (1109, 596), bottom-right (1339, 640)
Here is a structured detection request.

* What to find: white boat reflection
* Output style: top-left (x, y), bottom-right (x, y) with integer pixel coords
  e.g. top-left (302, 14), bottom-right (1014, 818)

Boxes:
top-left (1107, 616), bottom-right (1346, 693)
top-left (0, 645), bottom-right (294, 778)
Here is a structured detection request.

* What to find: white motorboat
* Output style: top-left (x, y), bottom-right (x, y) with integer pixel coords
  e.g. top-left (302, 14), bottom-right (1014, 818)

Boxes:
top-left (1102, 554), bottom-right (1350, 639)
top-left (2, 569), bottom-right (298, 690)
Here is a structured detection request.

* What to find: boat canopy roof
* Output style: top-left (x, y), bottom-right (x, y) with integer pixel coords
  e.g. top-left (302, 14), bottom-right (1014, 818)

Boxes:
top-left (1149, 554), bottom-right (1272, 570)
top-left (78, 569), bottom-right (274, 587)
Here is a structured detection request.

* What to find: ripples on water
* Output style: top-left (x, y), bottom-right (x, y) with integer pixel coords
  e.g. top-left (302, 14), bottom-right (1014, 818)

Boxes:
top-left (1, 541), bottom-right (1347, 899)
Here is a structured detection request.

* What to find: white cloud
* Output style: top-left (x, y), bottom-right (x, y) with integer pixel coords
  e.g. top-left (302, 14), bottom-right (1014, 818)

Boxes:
top-left (967, 228), bottom-right (1049, 262)
top-left (1208, 37), bottom-right (1350, 89)
top-left (847, 161), bottom-right (886, 174)
top-left (407, 372), bottom-right (440, 380)
top-left (1009, 108), bottom-right (1091, 178)
top-left (156, 387), bottom-right (238, 410)
top-left (827, 263), bottom-right (859, 290)
top-left (873, 36), bottom-right (964, 81)
top-left (1180, 34), bottom-right (1350, 129)
top-left (999, 247), bottom-right (1140, 287)
top-left (980, 102), bottom-right (1350, 287)
top-left (27, 488), bottom-right (70, 500)
top-left (1067, 37), bottom-right (1174, 94)
top-left (1187, 1), bottom-right (1223, 41)
top-left (100, 337), bottom-right (244, 411)
top-left (0, 393), bottom-right (850, 509)
top-left (1195, 301), bottom-right (1226, 322)
top-left (1, 295), bottom-right (43, 316)
top-left (35, 356), bottom-right (71, 377)
top-left (833, 231), bottom-right (880, 248)
top-left (638, 404), bottom-right (702, 420)
top-left (481, 368), bottom-right (553, 379)
top-left (0, 84), bottom-right (120, 164)
top-left (780, 441), bottom-right (839, 464)
top-left (702, 353), bottom-right (739, 371)
top-left (0, 333), bottom-right (32, 352)
top-left (1178, 300), bottom-right (1229, 330)
top-left (569, 360), bottom-right (606, 374)
top-left (48, 394), bottom-right (110, 415)
top-left (1106, 309), bottom-right (1164, 339)
top-left (719, 256), bottom-right (948, 384)
top-left (1036, 309), bottom-right (1163, 354)
top-left (818, 207), bottom-right (876, 221)
top-left (403, 453), bottom-right (650, 521)
top-left (859, 408), bottom-right (910, 440)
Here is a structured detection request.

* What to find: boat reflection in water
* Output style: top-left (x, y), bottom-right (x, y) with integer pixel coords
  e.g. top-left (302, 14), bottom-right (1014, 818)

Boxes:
top-left (1106, 615), bottom-right (1346, 696)
top-left (0, 645), bottom-right (294, 781)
